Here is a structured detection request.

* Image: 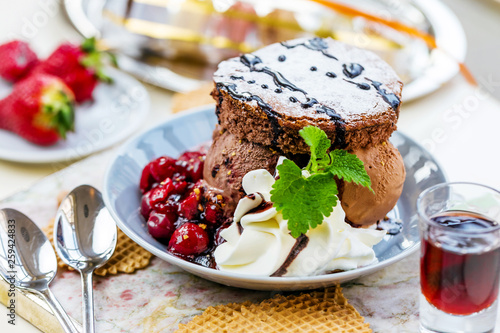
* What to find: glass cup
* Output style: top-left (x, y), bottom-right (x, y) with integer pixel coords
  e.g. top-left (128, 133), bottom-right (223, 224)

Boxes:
top-left (417, 182), bottom-right (500, 333)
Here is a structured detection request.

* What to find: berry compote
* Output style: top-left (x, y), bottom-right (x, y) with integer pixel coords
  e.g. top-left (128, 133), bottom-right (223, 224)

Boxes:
top-left (139, 150), bottom-right (229, 268)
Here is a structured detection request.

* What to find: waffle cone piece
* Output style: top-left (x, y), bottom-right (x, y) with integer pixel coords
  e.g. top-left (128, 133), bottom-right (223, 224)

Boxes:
top-left (176, 285), bottom-right (371, 333)
top-left (43, 218), bottom-right (153, 276)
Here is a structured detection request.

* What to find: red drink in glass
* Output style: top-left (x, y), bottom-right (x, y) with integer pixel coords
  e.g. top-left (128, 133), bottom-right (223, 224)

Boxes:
top-left (420, 211), bottom-right (500, 315)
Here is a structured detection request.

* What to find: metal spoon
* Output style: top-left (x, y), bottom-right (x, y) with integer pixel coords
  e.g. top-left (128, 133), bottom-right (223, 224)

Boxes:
top-left (0, 208), bottom-right (79, 333)
top-left (54, 185), bottom-right (117, 333)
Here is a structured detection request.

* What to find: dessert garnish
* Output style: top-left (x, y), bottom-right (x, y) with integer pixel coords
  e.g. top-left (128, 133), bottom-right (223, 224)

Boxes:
top-left (271, 126), bottom-right (371, 238)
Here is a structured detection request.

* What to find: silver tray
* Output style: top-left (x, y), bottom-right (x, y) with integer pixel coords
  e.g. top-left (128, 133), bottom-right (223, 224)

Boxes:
top-left (64, 0), bottom-right (466, 101)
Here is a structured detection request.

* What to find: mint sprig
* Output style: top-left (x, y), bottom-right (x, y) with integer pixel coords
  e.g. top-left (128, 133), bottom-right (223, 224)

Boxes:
top-left (270, 126), bottom-right (372, 238)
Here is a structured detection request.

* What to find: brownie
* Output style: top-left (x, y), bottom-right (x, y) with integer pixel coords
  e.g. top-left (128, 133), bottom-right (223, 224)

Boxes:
top-left (212, 37), bottom-right (403, 154)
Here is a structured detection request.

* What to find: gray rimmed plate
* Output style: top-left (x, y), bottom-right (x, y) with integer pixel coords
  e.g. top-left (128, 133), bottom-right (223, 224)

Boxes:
top-left (103, 105), bottom-right (446, 291)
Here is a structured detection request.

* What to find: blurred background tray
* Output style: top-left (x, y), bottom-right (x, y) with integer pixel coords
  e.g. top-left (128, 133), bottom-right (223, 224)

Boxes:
top-left (64, 0), bottom-right (467, 101)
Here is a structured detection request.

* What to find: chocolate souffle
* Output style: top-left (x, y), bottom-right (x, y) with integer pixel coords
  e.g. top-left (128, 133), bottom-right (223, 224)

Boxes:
top-left (204, 37), bottom-right (405, 227)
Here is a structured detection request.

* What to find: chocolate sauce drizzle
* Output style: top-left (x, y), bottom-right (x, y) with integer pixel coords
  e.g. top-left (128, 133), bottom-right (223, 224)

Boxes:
top-left (240, 54), bottom-right (307, 95)
top-left (343, 63), bottom-right (364, 78)
top-left (234, 44), bottom-right (348, 148)
top-left (216, 82), bottom-right (283, 147)
top-left (281, 38), bottom-right (338, 60)
top-left (377, 217), bottom-right (403, 235)
top-left (247, 200), bottom-right (274, 215)
top-left (344, 79), bottom-right (371, 90)
top-left (368, 79), bottom-right (401, 110)
top-left (230, 75), bottom-right (244, 80)
top-left (271, 234), bottom-right (309, 277)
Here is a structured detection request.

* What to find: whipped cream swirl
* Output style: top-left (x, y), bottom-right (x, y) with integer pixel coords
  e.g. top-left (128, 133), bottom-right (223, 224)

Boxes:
top-left (213, 168), bottom-right (386, 277)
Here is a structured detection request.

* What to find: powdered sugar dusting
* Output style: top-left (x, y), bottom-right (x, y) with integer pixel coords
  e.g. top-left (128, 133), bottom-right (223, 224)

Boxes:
top-left (213, 37), bottom-right (402, 123)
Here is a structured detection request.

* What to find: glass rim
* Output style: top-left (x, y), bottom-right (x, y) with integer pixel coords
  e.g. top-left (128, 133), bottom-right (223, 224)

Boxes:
top-left (417, 181), bottom-right (500, 234)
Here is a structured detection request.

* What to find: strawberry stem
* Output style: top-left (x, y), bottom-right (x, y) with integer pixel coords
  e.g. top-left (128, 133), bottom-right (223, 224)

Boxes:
top-left (42, 90), bottom-right (75, 139)
top-left (79, 37), bottom-right (114, 83)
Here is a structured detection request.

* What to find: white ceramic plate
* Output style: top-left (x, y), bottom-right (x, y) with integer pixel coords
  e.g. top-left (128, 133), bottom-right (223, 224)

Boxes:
top-left (0, 67), bottom-right (149, 163)
top-left (103, 106), bottom-right (447, 291)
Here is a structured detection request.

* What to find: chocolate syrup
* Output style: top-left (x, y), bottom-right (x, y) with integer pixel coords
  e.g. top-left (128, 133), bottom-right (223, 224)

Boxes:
top-left (271, 234), bottom-right (309, 277)
top-left (310, 66), bottom-right (317, 71)
top-left (278, 55), bottom-right (286, 62)
top-left (247, 201), bottom-right (274, 215)
top-left (342, 63), bottom-right (364, 78)
top-left (368, 79), bottom-right (401, 110)
top-left (301, 97), bottom-right (318, 109)
top-left (377, 217), bottom-right (402, 235)
top-left (261, 84), bottom-right (268, 89)
top-left (281, 38), bottom-right (338, 60)
top-left (230, 75), bottom-right (244, 80)
top-left (240, 54), bottom-right (307, 95)
top-left (344, 79), bottom-right (371, 90)
top-left (237, 47), bottom-right (348, 149)
top-left (275, 88), bottom-right (282, 93)
top-left (316, 105), bottom-right (346, 148)
top-left (247, 80), bottom-right (255, 84)
top-left (216, 82), bottom-right (283, 147)
top-left (236, 222), bottom-right (243, 234)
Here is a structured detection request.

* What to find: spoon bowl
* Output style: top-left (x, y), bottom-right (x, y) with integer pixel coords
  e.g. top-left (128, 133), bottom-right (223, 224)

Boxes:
top-left (55, 185), bottom-right (117, 333)
top-left (0, 208), bottom-right (78, 333)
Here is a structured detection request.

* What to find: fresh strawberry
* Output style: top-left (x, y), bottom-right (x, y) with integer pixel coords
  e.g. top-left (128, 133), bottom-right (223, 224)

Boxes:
top-left (0, 41), bottom-right (39, 82)
top-left (0, 74), bottom-right (75, 146)
top-left (33, 37), bottom-right (113, 103)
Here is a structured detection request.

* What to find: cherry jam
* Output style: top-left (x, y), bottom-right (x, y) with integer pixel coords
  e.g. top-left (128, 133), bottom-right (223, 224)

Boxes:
top-left (420, 211), bottom-right (500, 315)
top-left (139, 149), bottom-right (227, 268)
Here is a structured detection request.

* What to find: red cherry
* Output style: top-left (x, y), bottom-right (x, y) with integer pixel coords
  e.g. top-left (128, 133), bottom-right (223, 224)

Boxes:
top-left (178, 151), bottom-right (205, 182)
top-left (178, 193), bottom-right (200, 220)
top-left (150, 156), bottom-right (178, 182)
top-left (149, 178), bottom-right (174, 205)
top-left (147, 212), bottom-right (177, 241)
top-left (172, 181), bottom-right (188, 195)
top-left (204, 204), bottom-right (221, 225)
top-left (168, 223), bottom-right (209, 255)
top-left (140, 191), bottom-right (154, 217)
top-left (140, 164), bottom-right (154, 193)
top-left (154, 200), bottom-right (178, 215)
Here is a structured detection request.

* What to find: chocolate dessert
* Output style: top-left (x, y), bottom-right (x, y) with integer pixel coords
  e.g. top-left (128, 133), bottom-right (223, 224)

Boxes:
top-left (138, 37), bottom-right (406, 271)
top-left (212, 37), bottom-right (402, 155)
top-left (206, 37), bottom-right (405, 227)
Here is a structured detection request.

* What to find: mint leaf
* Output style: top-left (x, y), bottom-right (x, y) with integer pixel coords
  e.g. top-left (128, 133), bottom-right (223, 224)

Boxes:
top-left (299, 126), bottom-right (330, 173)
top-left (271, 160), bottom-right (338, 238)
top-left (326, 150), bottom-right (372, 191)
top-left (270, 126), bottom-right (372, 238)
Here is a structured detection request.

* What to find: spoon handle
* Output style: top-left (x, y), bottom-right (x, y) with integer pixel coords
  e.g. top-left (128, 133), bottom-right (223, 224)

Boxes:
top-left (81, 270), bottom-right (95, 333)
top-left (40, 288), bottom-right (79, 333)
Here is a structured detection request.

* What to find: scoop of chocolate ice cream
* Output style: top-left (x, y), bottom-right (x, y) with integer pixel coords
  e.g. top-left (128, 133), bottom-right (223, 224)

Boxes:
top-left (339, 141), bottom-right (405, 227)
top-left (203, 126), bottom-right (279, 214)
